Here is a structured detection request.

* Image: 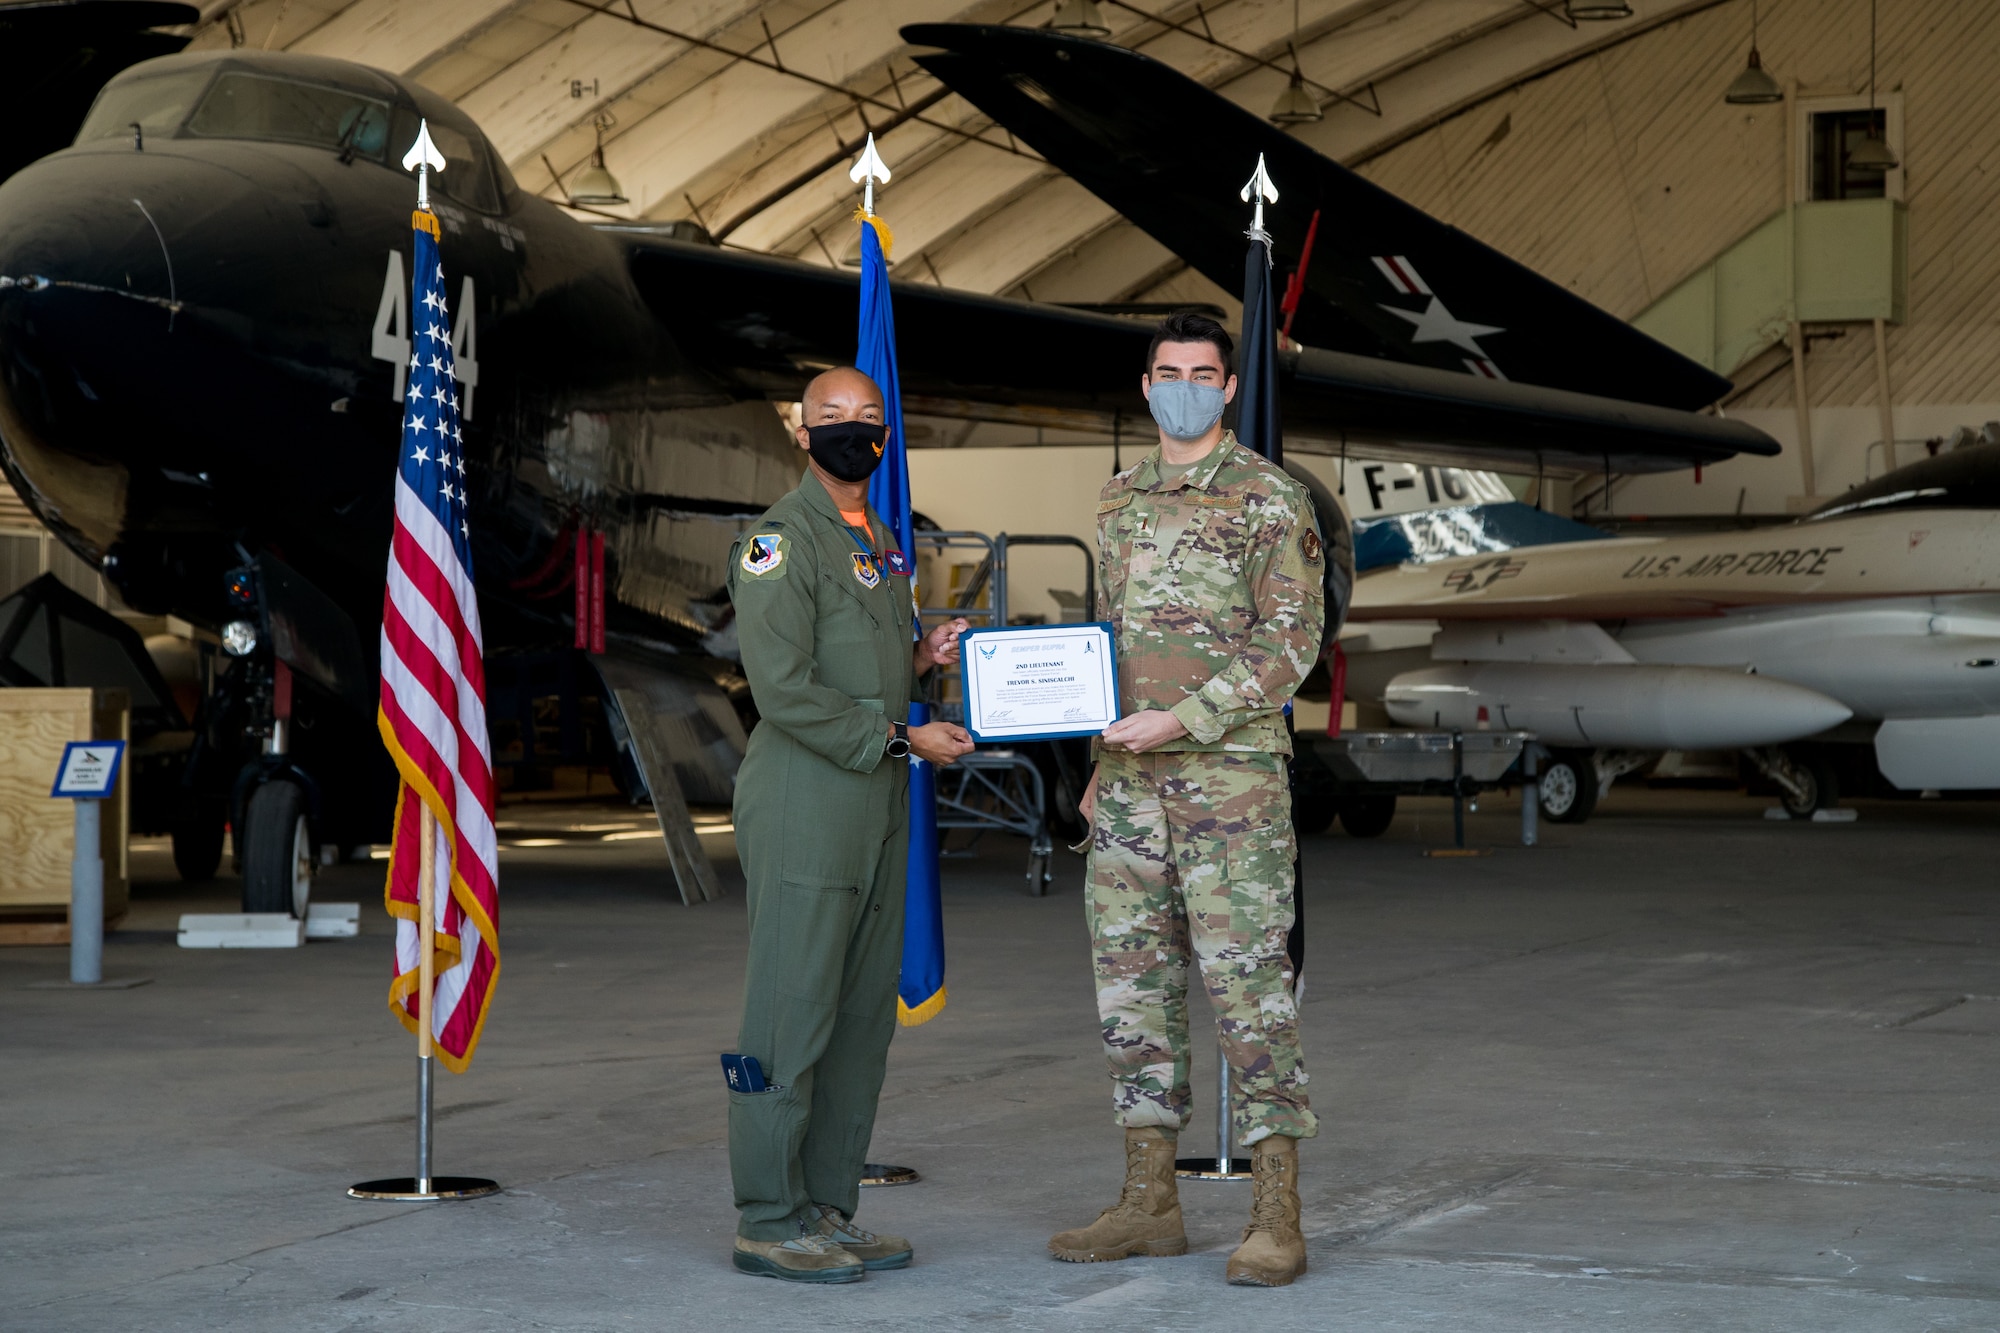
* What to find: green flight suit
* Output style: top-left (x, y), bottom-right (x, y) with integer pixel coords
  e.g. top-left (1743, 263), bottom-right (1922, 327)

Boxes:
top-left (725, 469), bottom-right (917, 1242)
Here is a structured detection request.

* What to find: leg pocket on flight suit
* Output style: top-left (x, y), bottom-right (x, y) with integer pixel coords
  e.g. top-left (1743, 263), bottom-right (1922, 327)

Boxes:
top-left (1225, 823), bottom-right (1295, 936)
top-left (777, 881), bottom-right (862, 1005)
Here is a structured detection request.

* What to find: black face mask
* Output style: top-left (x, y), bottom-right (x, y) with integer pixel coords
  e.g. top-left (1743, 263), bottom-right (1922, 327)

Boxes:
top-left (805, 420), bottom-right (887, 483)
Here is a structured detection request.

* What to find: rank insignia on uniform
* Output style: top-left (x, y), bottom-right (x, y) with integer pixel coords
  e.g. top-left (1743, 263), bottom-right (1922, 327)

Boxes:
top-left (884, 549), bottom-right (911, 577)
top-left (851, 551), bottom-right (882, 589)
top-left (1301, 529), bottom-right (1323, 564)
top-left (741, 533), bottom-right (785, 576)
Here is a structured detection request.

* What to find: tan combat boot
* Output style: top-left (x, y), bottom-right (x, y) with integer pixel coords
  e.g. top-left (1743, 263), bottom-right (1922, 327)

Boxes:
top-left (1048, 1127), bottom-right (1188, 1262)
top-left (1225, 1135), bottom-right (1306, 1286)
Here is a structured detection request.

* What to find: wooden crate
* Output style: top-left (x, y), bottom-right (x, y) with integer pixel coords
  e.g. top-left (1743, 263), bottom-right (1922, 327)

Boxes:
top-left (0, 689), bottom-right (130, 932)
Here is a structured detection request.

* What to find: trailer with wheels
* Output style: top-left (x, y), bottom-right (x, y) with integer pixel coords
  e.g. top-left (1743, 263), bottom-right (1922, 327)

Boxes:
top-left (1290, 729), bottom-right (1538, 841)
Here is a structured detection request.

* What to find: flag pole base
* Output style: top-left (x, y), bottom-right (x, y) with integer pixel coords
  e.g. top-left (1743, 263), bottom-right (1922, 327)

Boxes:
top-left (1174, 1158), bottom-right (1254, 1181)
top-left (859, 1163), bottom-right (920, 1187)
top-left (348, 1176), bottom-right (500, 1201)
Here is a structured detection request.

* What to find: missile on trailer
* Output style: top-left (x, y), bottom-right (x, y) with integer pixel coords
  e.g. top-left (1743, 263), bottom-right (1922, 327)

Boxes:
top-left (1384, 663), bottom-right (1853, 750)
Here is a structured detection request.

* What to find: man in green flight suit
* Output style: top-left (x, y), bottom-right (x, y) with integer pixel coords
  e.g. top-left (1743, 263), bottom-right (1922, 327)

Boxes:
top-left (1048, 311), bottom-right (1327, 1287)
top-left (726, 365), bottom-right (974, 1284)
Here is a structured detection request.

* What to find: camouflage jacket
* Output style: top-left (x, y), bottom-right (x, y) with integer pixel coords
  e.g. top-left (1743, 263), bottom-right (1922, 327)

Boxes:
top-left (1094, 432), bottom-right (1326, 755)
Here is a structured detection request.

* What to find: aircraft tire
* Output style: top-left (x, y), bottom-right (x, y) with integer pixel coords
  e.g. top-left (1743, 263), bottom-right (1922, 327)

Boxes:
top-left (1778, 748), bottom-right (1839, 818)
top-left (1293, 792), bottom-right (1338, 836)
top-left (1337, 794), bottom-right (1397, 839)
top-left (241, 780), bottom-right (314, 918)
top-left (1539, 750), bottom-right (1599, 824)
top-left (171, 799), bottom-right (226, 882)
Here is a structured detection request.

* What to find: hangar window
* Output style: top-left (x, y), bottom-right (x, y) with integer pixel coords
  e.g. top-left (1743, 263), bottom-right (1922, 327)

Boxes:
top-left (185, 72), bottom-right (393, 163)
top-left (75, 68), bottom-right (214, 145)
top-left (1795, 93), bottom-right (1904, 202)
top-left (1808, 110), bottom-right (1890, 200)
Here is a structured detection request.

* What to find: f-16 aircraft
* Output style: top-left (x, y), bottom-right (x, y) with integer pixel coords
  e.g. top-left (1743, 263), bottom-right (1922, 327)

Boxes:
top-left (1350, 441), bottom-right (2000, 821)
top-left (0, 6), bottom-right (1777, 910)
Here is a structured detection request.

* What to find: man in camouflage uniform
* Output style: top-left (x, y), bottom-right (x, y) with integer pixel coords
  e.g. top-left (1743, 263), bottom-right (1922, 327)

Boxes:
top-left (1048, 312), bottom-right (1326, 1287)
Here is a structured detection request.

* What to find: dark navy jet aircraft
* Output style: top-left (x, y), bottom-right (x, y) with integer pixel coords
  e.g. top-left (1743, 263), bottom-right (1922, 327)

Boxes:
top-left (0, 4), bottom-right (1777, 913)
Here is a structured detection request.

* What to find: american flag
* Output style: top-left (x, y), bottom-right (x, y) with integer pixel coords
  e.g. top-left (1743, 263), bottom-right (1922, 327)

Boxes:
top-left (378, 208), bottom-right (499, 1073)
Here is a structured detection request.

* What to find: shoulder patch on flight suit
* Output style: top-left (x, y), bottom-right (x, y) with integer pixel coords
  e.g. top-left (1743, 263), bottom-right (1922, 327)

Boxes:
top-left (1301, 528), bottom-right (1323, 564)
top-left (850, 551), bottom-right (882, 589)
top-left (740, 532), bottom-right (788, 578)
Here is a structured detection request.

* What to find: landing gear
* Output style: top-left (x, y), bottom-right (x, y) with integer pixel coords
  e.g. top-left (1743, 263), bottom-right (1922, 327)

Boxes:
top-left (1749, 745), bottom-right (1840, 818)
top-left (1336, 794), bottom-right (1398, 839)
top-left (1538, 749), bottom-right (1599, 824)
top-left (241, 779), bottom-right (313, 917)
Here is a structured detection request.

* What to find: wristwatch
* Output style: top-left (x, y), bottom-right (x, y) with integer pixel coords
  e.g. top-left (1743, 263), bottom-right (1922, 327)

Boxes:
top-left (885, 722), bottom-right (911, 759)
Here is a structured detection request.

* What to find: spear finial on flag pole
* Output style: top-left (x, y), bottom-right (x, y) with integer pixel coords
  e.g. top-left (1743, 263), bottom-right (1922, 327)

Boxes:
top-left (350, 122), bottom-right (499, 1206)
top-left (849, 131), bottom-right (891, 219)
top-left (1240, 152), bottom-right (1279, 244)
top-left (402, 118), bottom-right (448, 212)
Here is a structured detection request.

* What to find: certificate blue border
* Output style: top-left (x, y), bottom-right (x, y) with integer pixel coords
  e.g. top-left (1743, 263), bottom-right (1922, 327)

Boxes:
top-left (958, 622), bottom-right (1121, 744)
top-left (51, 740), bottom-right (125, 799)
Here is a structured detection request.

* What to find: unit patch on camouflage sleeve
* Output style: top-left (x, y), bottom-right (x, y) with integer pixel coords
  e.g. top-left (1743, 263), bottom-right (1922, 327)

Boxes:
top-left (1301, 529), bottom-right (1323, 564)
top-left (740, 532), bottom-right (787, 577)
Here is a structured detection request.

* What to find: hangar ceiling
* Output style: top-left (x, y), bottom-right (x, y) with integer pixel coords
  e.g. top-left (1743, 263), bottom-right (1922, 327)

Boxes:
top-left (179, 0), bottom-right (1729, 310)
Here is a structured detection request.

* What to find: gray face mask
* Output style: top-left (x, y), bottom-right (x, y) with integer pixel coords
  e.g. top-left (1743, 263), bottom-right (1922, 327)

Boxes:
top-left (1146, 378), bottom-right (1227, 442)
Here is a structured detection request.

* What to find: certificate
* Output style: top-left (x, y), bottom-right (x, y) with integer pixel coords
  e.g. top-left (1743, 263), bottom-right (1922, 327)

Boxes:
top-left (959, 622), bottom-right (1120, 743)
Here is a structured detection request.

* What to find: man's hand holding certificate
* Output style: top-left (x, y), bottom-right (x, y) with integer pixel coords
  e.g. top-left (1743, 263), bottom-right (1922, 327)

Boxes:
top-left (958, 624), bottom-right (1120, 743)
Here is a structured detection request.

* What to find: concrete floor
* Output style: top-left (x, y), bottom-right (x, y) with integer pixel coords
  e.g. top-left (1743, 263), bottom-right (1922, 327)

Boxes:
top-left (5, 785), bottom-right (2000, 1331)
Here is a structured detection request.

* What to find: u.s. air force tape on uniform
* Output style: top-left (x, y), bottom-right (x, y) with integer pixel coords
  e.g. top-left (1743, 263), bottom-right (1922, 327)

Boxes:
top-left (739, 531), bottom-right (788, 579)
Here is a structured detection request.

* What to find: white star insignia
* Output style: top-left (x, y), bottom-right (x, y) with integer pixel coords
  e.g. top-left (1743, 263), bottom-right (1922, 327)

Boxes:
top-left (436, 263), bottom-right (447, 281)
top-left (409, 415), bottom-right (429, 436)
top-left (429, 354), bottom-right (448, 376)
top-left (454, 451), bottom-right (466, 473)
top-left (431, 383), bottom-right (449, 406)
top-left (1380, 296), bottom-right (1506, 358)
top-left (453, 423), bottom-right (464, 444)
top-left (408, 352), bottom-right (419, 370)
top-left (441, 481), bottom-right (456, 502)
top-left (460, 519), bottom-right (469, 537)
top-left (423, 320), bottom-right (448, 343)
top-left (421, 289), bottom-right (446, 314)
top-left (411, 445), bottom-right (430, 463)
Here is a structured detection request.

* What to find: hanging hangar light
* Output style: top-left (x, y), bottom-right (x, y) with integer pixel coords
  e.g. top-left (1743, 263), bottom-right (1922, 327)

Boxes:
top-left (1566, 0), bottom-right (1634, 17)
top-left (1269, 40), bottom-right (1322, 126)
top-left (1725, 0), bottom-right (1783, 104)
top-left (569, 115), bottom-right (627, 206)
top-left (1850, 0), bottom-right (1897, 172)
top-left (1049, 0), bottom-right (1111, 38)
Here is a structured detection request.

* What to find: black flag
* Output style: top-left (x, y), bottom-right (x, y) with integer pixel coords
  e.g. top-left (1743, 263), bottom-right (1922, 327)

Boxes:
top-left (1232, 191), bottom-right (1305, 993)
top-left (1235, 227), bottom-right (1283, 466)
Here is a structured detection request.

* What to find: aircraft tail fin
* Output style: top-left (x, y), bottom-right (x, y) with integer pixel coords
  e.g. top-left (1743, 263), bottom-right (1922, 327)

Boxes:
top-left (905, 24), bottom-right (1732, 413)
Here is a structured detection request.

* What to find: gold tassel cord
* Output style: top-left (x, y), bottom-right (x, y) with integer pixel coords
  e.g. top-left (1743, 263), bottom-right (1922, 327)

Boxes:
top-left (853, 207), bottom-right (893, 260)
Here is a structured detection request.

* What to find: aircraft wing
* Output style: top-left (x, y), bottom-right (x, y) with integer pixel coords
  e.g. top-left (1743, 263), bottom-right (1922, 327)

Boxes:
top-left (0, 2), bottom-right (196, 186)
top-left (626, 236), bottom-right (1777, 475)
top-left (905, 25), bottom-right (1766, 456)
top-left (626, 236), bottom-right (1150, 422)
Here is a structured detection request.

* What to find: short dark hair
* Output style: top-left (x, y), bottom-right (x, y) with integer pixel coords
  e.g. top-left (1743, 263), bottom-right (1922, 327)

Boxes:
top-left (1146, 310), bottom-right (1234, 379)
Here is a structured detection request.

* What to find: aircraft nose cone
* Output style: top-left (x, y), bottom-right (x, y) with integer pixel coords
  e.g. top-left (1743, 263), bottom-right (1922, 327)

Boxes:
top-left (0, 147), bottom-right (251, 572)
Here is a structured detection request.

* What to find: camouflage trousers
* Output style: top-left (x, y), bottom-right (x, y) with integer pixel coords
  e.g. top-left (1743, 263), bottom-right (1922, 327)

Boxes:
top-left (1086, 749), bottom-right (1316, 1145)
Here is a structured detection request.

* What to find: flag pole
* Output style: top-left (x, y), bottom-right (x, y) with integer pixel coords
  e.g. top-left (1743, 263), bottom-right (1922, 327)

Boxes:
top-left (850, 131), bottom-right (924, 1191)
top-left (416, 803), bottom-right (436, 1194)
top-left (1179, 155), bottom-right (1284, 1185)
top-left (350, 121), bottom-right (500, 1203)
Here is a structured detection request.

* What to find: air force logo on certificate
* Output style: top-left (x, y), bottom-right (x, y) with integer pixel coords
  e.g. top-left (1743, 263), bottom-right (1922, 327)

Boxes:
top-left (959, 623), bottom-right (1120, 743)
